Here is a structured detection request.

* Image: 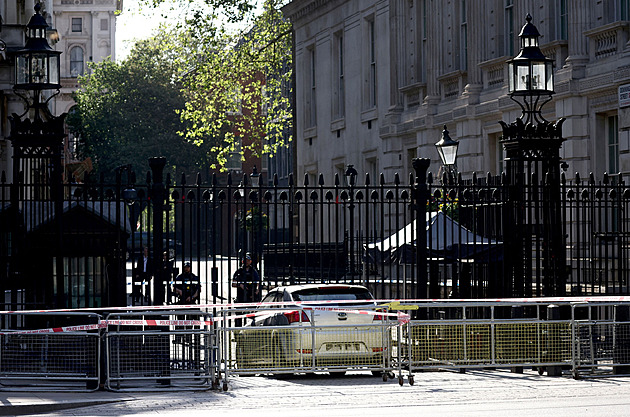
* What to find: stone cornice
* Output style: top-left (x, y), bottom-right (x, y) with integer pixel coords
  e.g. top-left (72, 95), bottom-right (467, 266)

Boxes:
top-left (282, 0), bottom-right (338, 23)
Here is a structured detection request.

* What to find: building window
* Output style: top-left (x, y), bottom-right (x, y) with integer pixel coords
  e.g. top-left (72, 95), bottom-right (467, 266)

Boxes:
top-left (227, 87), bottom-right (242, 115)
top-left (268, 136), bottom-right (291, 181)
top-left (261, 85), bottom-right (268, 116)
top-left (366, 158), bottom-right (378, 183)
top-left (403, 1), bottom-right (422, 86)
top-left (608, 115), bottom-right (619, 174)
top-left (306, 46), bottom-right (317, 128)
top-left (558, 0), bottom-right (568, 40)
top-left (226, 137), bottom-right (243, 171)
top-left (421, 0), bottom-right (427, 81)
top-left (504, 0), bottom-right (514, 56)
top-left (460, 0), bottom-right (468, 70)
top-left (422, 0), bottom-right (427, 40)
top-left (333, 31), bottom-right (345, 119)
top-left (71, 17), bottom-right (82, 32)
top-left (70, 46), bottom-right (84, 77)
top-left (407, 148), bottom-right (417, 178)
top-left (489, 132), bottom-right (504, 175)
top-left (368, 18), bottom-right (377, 108)
top-left (602, 0), bottom-right (630, 22)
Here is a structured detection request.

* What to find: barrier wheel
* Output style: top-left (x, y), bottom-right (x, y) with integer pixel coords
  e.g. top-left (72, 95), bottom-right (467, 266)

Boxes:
top-left (409, 375), bottom-right (415, 386)
top-left (398, 376), bottom-right (404, 386)
top-left (222, 381), bottom-right (228, 391)
top-left (538, 367), bottom-right (545, 376)
top-left (382, 373), bottom-right (388, 382)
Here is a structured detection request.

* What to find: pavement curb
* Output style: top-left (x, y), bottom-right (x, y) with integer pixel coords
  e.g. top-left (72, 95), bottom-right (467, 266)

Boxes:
top-left (0, 399), bottom-right (129, 416)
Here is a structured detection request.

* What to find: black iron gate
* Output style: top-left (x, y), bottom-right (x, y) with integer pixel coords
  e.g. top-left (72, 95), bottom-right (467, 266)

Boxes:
top-left (2, 158), bottom-right (630, 310)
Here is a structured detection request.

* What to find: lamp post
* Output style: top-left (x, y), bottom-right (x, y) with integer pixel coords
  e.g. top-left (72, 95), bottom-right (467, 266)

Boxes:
top-left (500, 14), bottom-right (566, 297)
top-left (8, 3), bottom-right (67, 310)
top-left (435, 125), bottom-right (459, 181)
top-left (345, 164), bottom-right (358, 281)
top-left (116, 165), bottom-right (137, 306)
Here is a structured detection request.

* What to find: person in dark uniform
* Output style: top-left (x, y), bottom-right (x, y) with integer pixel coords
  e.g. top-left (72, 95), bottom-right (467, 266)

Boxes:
top-left (232, 253), bottom-right (261, 303)
top-left (173, 262), bottom-right (201, 304)
top-left (133, 246), bottom-right (152, 304)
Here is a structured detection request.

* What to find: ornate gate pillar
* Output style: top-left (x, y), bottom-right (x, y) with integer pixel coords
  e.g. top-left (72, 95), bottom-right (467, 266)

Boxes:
top-left (500, 14), bottom-right (567, 297)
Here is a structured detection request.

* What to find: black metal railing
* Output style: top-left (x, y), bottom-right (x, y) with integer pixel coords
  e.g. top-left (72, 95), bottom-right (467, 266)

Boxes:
top-left (2, 160), bottom-right (630, 311)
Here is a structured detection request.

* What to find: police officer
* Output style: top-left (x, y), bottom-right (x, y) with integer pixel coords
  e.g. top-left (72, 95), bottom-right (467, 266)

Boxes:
top-left (173, 262), bottom-right (201, 304)
top-left (232, 253), bottom-right (260, 303)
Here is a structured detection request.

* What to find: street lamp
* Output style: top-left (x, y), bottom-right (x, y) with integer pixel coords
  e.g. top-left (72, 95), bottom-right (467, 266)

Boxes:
top-left (506, 13), bottom-right (555, 126)
top-left (250, 165), bottom-right (261, 188)
top-left (435, 125), bottom-right (459, 177)
top-left (345, 164), bottom-right (358, 187)
top-left (14, 3), bottom-right (62, 115)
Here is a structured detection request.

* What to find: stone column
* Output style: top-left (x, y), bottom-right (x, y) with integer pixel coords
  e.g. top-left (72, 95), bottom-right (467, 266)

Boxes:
top-left (462, 1), bottom-right (484, 103)
top-left (423, 0), bottom-right (440, 111)
top-left (564, 0), bottom-right (589, 76)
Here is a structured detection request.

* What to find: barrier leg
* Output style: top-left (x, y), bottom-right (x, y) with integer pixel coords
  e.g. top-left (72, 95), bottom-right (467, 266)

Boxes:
top-left (614, 305), bottom-right (630, 375)
top-left (407, 320), bottom-right (414, 385)
top-left (546, 305), bottom-right (562, 377)
top-left (511, 305), bottom-right (524, 374)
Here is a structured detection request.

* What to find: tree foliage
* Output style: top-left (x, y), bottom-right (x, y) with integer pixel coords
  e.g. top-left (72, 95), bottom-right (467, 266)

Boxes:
top-left (68, 38), bottom-right (215, 181)
top-left (143, 0), bottom-right (293, 170)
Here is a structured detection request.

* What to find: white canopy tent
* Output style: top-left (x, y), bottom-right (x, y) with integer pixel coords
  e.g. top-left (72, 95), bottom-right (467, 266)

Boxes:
top-left (365, 212), bottom-right (502, 263)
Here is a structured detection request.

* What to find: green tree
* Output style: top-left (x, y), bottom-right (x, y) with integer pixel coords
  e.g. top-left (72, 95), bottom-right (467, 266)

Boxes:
top-left (140, 0), bottom-right (293, 170)
top-left (68, 37), bottom-right (214, 181)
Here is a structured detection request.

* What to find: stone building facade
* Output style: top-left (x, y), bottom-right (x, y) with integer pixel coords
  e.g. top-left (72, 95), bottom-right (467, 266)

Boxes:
top-left (282, 0), bottom-right (630, 186)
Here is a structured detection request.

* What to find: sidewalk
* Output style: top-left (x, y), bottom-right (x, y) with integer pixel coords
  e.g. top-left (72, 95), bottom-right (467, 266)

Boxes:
top-left (2, 369), bottom-right (630, 416)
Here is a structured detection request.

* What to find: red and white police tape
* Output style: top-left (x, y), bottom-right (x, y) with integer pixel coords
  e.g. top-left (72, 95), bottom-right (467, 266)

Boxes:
top-left (0, 307), bottom-right (409, 335)
top-left (3, 295), bottom-right (630, 334)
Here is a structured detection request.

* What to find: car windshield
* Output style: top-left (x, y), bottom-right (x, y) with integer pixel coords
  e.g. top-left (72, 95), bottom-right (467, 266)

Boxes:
top-left (291, 287), bottom-right (374, 305)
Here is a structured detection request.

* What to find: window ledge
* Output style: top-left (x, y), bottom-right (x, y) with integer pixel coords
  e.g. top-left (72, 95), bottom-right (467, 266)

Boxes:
top-left (331, 118), bottom-right (345, 132)
top-left (304, 126), bottom-right (317, 139)
top-left (361, 108), bottom-right (378, 122)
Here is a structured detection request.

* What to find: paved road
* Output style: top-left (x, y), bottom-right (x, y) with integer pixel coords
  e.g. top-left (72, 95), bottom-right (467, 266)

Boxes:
top-left (4, 369), bottom-right (630, 416)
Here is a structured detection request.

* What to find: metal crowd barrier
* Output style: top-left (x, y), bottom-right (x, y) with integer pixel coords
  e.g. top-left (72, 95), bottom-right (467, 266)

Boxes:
top-left (386, 300), bottom-right (630, 384)
top-left (0, 311), bottom-right (102, 392)
top-left (572, 303), bottom-right (630, 378)
top-left (104, 310), bottom-right (216, 391)
top-left (1, 300), bottom-right (629, 392)
top-left (218, 306), bottom-right (396, 389)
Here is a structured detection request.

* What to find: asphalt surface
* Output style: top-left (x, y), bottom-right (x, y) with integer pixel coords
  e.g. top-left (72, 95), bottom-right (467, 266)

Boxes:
top-left (2, 368), bottom-right (630, 416)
